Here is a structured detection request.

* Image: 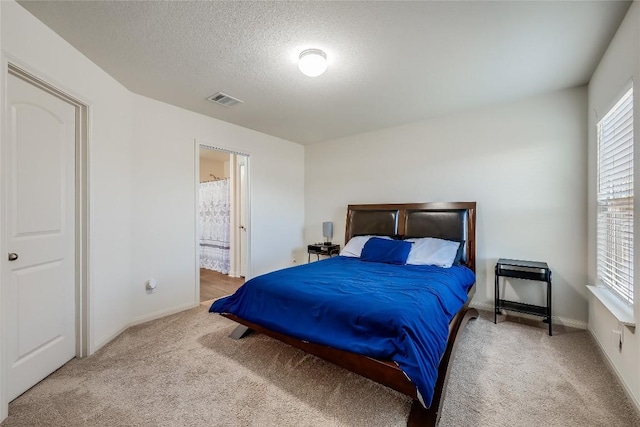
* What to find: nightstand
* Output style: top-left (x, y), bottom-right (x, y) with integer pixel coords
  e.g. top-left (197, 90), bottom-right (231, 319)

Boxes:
top-left (495, 258), bottom-right (552, 336)
top-left (307, 243), bottom-right (340, 262)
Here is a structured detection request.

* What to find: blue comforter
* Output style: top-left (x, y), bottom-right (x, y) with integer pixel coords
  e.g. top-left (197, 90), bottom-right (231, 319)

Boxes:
top-left (210, 256), bottom-right (475, 407)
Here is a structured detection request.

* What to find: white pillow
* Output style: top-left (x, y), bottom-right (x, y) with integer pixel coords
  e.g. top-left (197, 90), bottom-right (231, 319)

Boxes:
top-left (405, 237), bottom-right (460, 268)
top-left (340, 235), bottom-right (393, 258)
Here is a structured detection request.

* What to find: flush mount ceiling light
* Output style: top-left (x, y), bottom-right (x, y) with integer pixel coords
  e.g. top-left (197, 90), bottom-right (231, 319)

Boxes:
top-left (298, 49), bottom-right (327, 77)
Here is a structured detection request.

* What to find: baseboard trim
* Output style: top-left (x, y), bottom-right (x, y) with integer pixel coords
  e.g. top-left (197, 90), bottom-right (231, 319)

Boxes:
top-left (92, 303), bottom-right (199, 354)
top-left (130, 302), bottom-right (199, 326)
top-left (93, 322), bottom-right (130, 354)
top-left (470, 301), bottom-right (587, 330)
top-left (588, 327), bottom-right (640, 416)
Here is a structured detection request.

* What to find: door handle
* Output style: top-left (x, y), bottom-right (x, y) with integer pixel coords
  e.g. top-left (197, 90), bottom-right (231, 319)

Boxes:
top-left (8, 253), bottom-right (18, 261)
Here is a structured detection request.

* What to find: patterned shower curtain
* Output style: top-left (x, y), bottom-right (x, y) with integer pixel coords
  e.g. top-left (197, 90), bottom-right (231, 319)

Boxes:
top-left (199, 179), bottom-right (230, 274)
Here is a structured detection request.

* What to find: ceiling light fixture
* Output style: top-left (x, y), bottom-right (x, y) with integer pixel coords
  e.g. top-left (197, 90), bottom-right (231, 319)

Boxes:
top-left (298, 49), bottom-right (327, 77)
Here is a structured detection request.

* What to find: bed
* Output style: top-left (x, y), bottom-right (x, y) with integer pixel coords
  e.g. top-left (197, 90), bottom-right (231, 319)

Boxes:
top-left (210, 202), bottom-right (478, 426)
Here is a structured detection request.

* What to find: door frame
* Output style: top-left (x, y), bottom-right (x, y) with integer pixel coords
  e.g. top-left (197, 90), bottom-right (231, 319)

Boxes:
top-left (0, 59), bottom-right (91, 419)
top-left (194, 140), bottom-right (251, 304)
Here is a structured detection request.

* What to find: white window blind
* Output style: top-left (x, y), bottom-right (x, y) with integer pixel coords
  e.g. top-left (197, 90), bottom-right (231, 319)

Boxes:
top-left (597, 87), bottom-right (634, 305)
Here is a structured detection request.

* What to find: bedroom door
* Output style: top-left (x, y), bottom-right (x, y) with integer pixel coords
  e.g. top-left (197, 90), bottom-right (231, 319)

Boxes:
top-left (2, 71), bottom-right (77, 400)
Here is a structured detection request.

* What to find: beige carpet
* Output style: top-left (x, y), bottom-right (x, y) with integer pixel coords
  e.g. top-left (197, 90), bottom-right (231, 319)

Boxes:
top-left (2, 307), bottom-right (639, 427)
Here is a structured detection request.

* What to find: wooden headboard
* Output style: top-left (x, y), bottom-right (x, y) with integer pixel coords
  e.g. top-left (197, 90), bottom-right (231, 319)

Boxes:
top-left (345, 202), bottom-right (476, 272)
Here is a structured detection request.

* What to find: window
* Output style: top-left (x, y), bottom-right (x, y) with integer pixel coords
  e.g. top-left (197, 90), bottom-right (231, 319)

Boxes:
top-left (597, 87), bottom-right (634, 305)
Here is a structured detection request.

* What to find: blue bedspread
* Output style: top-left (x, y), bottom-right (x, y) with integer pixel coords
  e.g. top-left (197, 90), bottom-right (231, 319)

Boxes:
top-left (210, 256), bottom-right (475, 407)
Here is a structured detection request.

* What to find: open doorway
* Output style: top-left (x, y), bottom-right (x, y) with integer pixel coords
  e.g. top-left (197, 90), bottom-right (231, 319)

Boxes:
top-left (197, 145), bottom-right (249, 305)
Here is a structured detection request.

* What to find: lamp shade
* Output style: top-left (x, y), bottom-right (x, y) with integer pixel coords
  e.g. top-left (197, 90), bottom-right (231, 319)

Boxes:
top-left (322, 221), bottom-right (333, 240)
top-left (298, 49), bottom-right (328, 77)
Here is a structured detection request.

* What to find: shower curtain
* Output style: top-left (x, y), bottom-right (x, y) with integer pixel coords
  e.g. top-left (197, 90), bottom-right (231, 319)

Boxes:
top-left (199, 179), bottom-right (230, 274)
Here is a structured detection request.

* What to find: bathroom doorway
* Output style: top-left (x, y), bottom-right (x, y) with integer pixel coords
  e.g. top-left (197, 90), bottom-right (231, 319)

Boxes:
top-left (197, 145), bottom-right (249, 305)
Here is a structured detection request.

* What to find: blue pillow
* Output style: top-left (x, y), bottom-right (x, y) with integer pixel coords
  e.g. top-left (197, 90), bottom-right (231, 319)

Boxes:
top-left (453, 240), bottom-right (465, 265)
top-left (361, 238), bottom-right (412, 265)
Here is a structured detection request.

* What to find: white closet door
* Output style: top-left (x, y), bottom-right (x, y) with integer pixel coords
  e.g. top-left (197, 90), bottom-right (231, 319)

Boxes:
top-left (3, 73), bottom-right (76, 400)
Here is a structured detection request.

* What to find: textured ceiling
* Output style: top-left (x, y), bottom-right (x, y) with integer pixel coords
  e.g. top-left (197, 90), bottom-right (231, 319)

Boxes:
top-left (19, 1), bottom-right (631, 145)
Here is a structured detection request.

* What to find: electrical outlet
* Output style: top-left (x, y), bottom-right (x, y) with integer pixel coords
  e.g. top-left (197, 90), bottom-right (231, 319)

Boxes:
top-left (612, 328), bottom-right (623, 351)
top-left (146, 278), bottom-right (157, 294)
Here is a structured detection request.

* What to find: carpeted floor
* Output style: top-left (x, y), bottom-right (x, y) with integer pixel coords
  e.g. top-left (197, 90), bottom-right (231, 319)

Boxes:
top-left (2, 307), bottom-right (639, 427)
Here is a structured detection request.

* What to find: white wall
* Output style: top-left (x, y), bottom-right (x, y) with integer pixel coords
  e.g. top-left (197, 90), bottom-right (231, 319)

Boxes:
top-left (0, 2), bottom-right (4, 421)
top-left (587, 2), bottom-right (640, 410)
top-left (130, 94), bottom-right (304, 323)
top-left (1, 0), bottom-right (135, 352)
top-left (0, 0), bottom-right (305, 419)
top-left (305, 87), bottom-right (588, 327)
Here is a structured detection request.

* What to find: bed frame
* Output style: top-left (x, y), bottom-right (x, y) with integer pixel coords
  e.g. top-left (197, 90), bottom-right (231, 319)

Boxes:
top-left (221, 202), bottom-right (478, 426)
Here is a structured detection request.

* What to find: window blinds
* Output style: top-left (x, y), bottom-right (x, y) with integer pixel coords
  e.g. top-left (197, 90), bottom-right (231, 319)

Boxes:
top-left (597, 87), bottom-right (634, 305)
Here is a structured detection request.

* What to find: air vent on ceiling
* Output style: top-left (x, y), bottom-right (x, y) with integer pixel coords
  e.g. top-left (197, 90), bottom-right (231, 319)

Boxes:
top-left (206, 92), bottom-right (243, 107)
